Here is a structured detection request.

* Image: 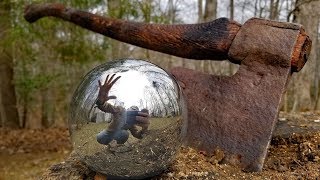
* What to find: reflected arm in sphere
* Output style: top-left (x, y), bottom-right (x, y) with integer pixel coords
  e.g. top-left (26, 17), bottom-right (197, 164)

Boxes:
top-left (96, 74), bottom-right (128, 145)
top-left (96, 74), bottom-right (122, 114)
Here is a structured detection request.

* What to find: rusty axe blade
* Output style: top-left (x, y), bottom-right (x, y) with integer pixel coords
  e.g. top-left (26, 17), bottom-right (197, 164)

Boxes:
top-left (172, 19), bottom-right (311, 171)
top-left (24, 3), bottom-right (311, 172)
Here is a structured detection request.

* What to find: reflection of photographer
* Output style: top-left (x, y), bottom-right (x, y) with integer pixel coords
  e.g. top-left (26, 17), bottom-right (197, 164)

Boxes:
top-left (125, 106), bottom-right (149, 139)
top-left (95, 74), bottom-right (150, 145)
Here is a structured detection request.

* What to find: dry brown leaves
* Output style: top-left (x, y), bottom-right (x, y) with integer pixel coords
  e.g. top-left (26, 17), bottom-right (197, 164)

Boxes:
top-left (0, 128), bottom-right (71, 154)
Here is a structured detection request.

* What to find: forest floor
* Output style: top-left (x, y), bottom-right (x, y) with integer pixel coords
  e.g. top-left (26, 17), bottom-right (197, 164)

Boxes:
top-left (0, 111), bottom-right (320, 179)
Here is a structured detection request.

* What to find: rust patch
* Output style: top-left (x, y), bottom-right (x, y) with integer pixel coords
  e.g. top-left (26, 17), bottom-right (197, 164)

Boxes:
top-left (290, 28), bottom-right (312, 72)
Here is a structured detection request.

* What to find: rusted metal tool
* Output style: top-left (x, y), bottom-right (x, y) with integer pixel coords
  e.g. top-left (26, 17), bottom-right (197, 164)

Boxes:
top-left (24, 3), bottom-right (311, 172)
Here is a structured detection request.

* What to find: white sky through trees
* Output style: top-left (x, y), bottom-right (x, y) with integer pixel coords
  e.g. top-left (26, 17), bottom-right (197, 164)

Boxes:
top-left (169, 0), bottom-right (294, 24)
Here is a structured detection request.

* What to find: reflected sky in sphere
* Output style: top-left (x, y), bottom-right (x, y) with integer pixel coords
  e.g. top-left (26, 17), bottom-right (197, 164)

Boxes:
top-left (105, 70), bottom-right (149, 109)
top-left (78, 59), bottom-right (182, 119)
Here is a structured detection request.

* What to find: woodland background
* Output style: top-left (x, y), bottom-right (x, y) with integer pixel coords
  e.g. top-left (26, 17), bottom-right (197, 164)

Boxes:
top-left (0, 0), bottom-right (320, 129)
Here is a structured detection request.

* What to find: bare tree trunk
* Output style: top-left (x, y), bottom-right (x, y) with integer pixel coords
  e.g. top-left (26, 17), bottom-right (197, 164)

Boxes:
top-left (198, 0), bottom-right (203, 22)
top-left (107, 0), bottom-right (122, 59)
top-left (259, 0), bottom-right (267, 18)
top-left (0, 1), bottom-right (20, 128)
top-left (168, 0), bottom-right (175, 24)
top-left (196, 0), bottom-right (204, 71)
top-left (0, 88), bottom-right (6, 127)
top-left (21, 95), bottom-right (28, 128)
top-left (314, 20), bottom-right (320, 110)
top-left (230, 0), bottom-right (234, 20)
top-left (290, 0), bottom-right (320, 111)
top-left (274, 0), bottom-right (280, 20)
top-left (199, 0), bottom-right (217, 74)
top-left (139, 0), bottom-right (152, 60)
top-left (40, 50), bottom-right (55, 128)
top-left (41, 88), bottom-right (53, 128)
top-left (269, 0), bottom-right (280, 20)
top-left (228, 0), bottom-right (238, 76)
top-left (269, 0), bottom-right (274, 19)
top-left (254, 0), bottom-right (259, 17)
top-left (203, 0), bottom-right (217, 22)
top-left (285, 0), bottom-right (292, 22)
top-left (166, 0), bottom-right (176, 69)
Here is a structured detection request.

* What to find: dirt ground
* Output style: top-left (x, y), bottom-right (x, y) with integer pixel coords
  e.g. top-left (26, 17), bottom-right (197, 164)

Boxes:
top-left (71, 117), bottom-right (181, 178)
top-left (0, 128), bottom-right (71, 180)
top-left (0, 111), bottom-right (319, 179)
top-left (158, 111), bottom-right (320, 179)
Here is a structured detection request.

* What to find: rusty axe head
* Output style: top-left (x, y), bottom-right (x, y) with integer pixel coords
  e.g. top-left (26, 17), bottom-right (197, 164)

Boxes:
top-left (24, 3), bottom-right (311, 172)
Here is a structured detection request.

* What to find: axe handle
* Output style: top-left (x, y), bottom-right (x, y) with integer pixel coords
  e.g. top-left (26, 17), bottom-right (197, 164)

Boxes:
top-left (24, 3), bottom-right (241, 61)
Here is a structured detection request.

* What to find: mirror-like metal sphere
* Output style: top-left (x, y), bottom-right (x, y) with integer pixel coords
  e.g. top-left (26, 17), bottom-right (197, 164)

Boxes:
top-left (69, 59), bottom-right (186, 179)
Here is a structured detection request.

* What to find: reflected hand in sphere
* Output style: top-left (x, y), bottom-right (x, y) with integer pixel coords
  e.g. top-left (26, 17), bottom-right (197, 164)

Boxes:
top-left (69, 59), bottom-right (186, 179)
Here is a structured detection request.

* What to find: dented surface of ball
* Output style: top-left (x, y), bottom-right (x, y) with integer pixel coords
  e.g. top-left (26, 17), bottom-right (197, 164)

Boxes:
top-left (69, 59), bottom-right (186, 179)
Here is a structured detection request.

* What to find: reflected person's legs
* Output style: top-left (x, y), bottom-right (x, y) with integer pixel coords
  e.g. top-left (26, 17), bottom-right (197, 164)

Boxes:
top-left (114, 130), bottom-right (129, 144)
top-left (96, 130), bottom-right (114, 145)
top-left (97, 129), bottom-right (129, 145)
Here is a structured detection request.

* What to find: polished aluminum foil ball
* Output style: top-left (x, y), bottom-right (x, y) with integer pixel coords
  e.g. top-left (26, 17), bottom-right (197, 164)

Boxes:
top-left (69, 59), bottom-right (186, 179)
